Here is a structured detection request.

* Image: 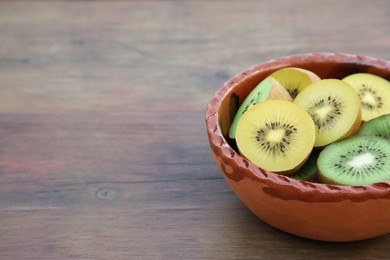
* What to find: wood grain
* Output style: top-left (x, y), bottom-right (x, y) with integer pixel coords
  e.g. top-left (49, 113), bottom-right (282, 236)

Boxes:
top-left (0, 0), bottom-right (389, 259)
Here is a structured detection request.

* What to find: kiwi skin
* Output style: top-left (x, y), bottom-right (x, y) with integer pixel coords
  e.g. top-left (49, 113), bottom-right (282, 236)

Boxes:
top-left (336, 108), bottom-right (362, 142)
top-left (267, 78), bottom-right (293, 101)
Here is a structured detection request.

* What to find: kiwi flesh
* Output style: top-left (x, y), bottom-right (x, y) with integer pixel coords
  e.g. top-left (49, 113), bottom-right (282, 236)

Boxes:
top-left (290, 149), bottom-right (319, 182)
top-left (318, 136), bottom-right (390, 186)
top-left (235, 99), bottom-right (315, 175)
top-left (270, 67), bottom-right (321, 98)
top-left (357, 113), bottom-right (390, 140)
top-left (294, 79), bottom-right (361, 147)
top-left (342, 73), bottom-right (390, 122)
top-left (229, 76), bottom-right (292, 139)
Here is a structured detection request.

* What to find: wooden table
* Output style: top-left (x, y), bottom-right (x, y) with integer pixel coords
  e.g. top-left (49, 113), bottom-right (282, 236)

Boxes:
top-left (0, 1), bottom-right (389, 259)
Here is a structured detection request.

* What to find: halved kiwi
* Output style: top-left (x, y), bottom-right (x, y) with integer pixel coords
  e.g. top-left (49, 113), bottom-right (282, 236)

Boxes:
top-left (270, 67), bottom-right (321, 98)
top-left (342, 73), bottom-right (390, 122)
top-left (357, 113), bottom-right (390, 140)
top-left (318, 136), bottom-right (390, 186)
top-left (293, 79), bottom-right (361, 147)
top-left (235, 99), bottom-right (315, 175)
top-left (229, 76), bottom-right (292, 139)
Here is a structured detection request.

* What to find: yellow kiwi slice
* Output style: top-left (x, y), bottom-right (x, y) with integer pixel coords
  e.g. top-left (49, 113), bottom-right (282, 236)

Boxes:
top-left (294, 79), bottom-right (361, 147)
top-left (235, 99), bottom-right (315, 175)
top-left (229, 76), bottom-right (292, 139)
top-left (342, 73), bottom-right (390, 122)
top-left (270, 67), bottom-right (321, 98)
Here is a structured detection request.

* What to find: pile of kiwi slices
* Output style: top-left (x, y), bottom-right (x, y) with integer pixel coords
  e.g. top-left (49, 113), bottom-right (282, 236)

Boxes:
top-left (229, 68), bottom-right (390, 186)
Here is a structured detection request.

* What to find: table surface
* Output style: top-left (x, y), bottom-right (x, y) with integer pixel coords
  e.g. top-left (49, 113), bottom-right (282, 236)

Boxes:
top-left (0, 1), bottom-right (389, 259)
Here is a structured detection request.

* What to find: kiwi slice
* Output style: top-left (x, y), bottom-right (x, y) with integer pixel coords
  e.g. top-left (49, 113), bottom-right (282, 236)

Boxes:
top-left (235, 99), bottom-right (315, 175)
top-left (342, 73), bottom-right (390, 122)
top-left (357, 114), bottom-right (390, 140)
top-left (270, 67), bottom-right (321, 98)
top-left (290, 150), bottom-right (319, 182)
top-left (229, 76), bottom-right (292, 139)
top-left (294, 79), bottom-right (361, 147)
top-left (318, 136), bottom-right (390, 186)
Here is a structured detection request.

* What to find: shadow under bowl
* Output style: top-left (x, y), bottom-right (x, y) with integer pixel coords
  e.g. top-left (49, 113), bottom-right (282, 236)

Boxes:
top-left (205, 52), bottom-right (390, 242)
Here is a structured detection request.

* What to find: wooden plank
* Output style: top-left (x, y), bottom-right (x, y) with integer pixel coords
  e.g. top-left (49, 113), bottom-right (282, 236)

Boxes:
top-left (0, 112), bottom-right (218, 183)
top-left (1, 177), bottom-right (389, 259)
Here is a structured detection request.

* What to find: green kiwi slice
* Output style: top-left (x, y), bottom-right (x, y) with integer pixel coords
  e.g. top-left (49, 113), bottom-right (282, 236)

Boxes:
top-left (290, 150), bottom-right (319, 182)
top-left (318, 136), bottom-right (390, 186)
top-left (357, 114), bottom-right (390, 140)
top-left (229, 77), bottom-right (292, 139)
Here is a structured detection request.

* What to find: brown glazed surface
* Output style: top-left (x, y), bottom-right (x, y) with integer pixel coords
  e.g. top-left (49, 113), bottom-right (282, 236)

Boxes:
top-left (206, 53), bottom-right (390, 242)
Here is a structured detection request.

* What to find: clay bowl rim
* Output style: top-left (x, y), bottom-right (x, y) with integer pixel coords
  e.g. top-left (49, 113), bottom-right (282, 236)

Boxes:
top-left (206, 52), bottom-right (390, 203)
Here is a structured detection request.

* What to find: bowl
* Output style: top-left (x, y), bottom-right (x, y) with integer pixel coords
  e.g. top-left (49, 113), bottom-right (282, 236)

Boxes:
top-left (205, 53), bottom-right (390, 242)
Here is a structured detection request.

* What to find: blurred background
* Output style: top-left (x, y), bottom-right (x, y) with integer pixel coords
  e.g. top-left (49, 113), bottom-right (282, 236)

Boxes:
top-left (0, 0), bottom-right (389, 114)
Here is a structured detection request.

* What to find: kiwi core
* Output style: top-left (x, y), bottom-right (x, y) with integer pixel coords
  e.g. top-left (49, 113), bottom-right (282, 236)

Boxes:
top-left (346, 152), bottom-right (374, 168)
top-left (315, 106), bottom-right (332, 119)
top-left (359, 87), bottom-right (382, 109)
top-left (255, 122), bottom-right (296, 155)
top-left (267, 129), bottom-right (285, 142)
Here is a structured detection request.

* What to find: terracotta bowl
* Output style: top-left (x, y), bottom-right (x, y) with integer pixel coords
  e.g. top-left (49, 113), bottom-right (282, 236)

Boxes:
top-left (205, 53), bottom-right (390, 242)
